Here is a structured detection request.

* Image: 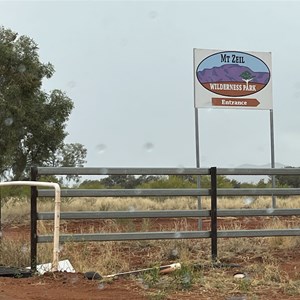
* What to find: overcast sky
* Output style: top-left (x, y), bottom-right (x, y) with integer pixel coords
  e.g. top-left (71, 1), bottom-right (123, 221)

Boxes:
top-left (1, 0), bottom-right (300, 171)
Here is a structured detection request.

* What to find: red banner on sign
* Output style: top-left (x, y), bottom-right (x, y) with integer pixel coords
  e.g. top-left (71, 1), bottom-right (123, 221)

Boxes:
top-left (212, 98), bottom-right (260, 107)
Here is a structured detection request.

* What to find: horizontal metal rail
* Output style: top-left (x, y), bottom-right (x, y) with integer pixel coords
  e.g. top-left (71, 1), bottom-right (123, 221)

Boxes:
top-left (216, 208), bottom-right (300, 217)
top-left (36, 167), bottom-right (211, 176)
top-left (37, 228), bottom-right (300, 243)
top-left (38, 210), bottom-right (210, 220)
top-left (38, 188), bottom-right (210, 197)
top-left (37, 188), bottom-right (300, 198)
top-left (36, 167), bottom-right (300, 176)
top-left (37, 231), bottom-right (211, 243)
top-left (217, 229), bottom-right (300, 238)
top-left (217, 188), bottom-right (300, 196)
top-left (37, 208), bottom-right (300, 220)
top-left (217, 167), bottom-right (300, 176)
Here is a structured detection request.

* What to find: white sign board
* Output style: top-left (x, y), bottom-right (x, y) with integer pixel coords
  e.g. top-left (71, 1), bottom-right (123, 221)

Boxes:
top-left (194, 49), bottom-right (272, 110)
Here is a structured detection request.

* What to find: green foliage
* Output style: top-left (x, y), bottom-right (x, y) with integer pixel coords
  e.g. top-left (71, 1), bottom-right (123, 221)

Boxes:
top-left (216, 175), bottom-right (235, 188)
top-left (76, 174), bottom-right (269, 190)
top-left (237, 277), bottom-right (252, 292)
top-left (239, 182), bottom-right (257, 188)
top-left (0, 185), bottom-right (30, 200)
top-left (273, 166), bottom-right (300, 188)
top-left (140, 175), bottom-right (195, 189)
top-left (173, 264), bottom-right (194, 290)
top-left (0, 26), bottom-right (86, 180)
top-left (142, 267), bottom-right (161, 288)
top-left (75, 173), bottom-right (278, 192)
top-left (240, 70), bottom-right (255, 80)
top-left (79, 179), bottom-right (105, 189)
top-left (98, 175), bottom-right (137, 189)
top-left (44, 143), bottom-right (87, 183)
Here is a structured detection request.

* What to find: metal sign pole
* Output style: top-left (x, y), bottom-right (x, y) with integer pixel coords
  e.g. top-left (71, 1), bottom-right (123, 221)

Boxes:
top-left (194, 48), bottom-right (273, 215)
top-left (194, 107), bottom-right (202, 230)
top-left (270, 109), bottom-right (276, 208)
top-left (193, 48), bottom-right (202, 230)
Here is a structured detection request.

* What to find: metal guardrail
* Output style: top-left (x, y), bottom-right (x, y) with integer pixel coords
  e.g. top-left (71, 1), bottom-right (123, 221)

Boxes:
top-left (38, 187), bottom-right (300, 197)
top-left (36, 166), bottom-right (300, 176)
top-left (37, 208), bottom-right (300, 220)
top-left (30, 166), bottom-right (300, 270)
top-left (38, 188), bottom-right (211, 197)
top-left (37, 229), bottom-right (300, 243)
top-left (35, 167), bottom-right (211, 176)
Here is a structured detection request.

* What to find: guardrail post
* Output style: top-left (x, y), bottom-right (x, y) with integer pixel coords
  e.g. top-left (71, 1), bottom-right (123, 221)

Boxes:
top-left (30, 167), bottom-right (38, 272)
top-left (210, 167), bottom-right (218, 261)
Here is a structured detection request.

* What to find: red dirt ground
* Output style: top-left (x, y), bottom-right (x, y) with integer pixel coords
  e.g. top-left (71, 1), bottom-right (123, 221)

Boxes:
top-left (1, 217), bottom-right (300, 300)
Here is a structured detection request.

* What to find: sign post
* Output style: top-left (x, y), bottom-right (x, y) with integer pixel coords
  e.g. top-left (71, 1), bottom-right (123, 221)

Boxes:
top-left (193, 49), bottom-right (276, 206)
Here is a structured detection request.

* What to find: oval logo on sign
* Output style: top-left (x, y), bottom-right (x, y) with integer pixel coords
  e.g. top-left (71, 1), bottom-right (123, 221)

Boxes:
top-left (196, 51), bottom-right (271, 97)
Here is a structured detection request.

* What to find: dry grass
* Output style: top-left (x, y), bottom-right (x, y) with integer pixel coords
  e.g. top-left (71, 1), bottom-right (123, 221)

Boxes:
top-left (2, 195), bottom-right (300, 222)
top-left (0, 237), bottom-right (31, 267)
top-left (1, 195), bottom-right (300, 298)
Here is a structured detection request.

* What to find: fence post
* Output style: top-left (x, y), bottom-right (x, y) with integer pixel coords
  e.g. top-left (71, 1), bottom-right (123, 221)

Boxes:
top-left (210, 167), bottom-right (218, 261)
top-left (30, 167), bottom-right (38, 272)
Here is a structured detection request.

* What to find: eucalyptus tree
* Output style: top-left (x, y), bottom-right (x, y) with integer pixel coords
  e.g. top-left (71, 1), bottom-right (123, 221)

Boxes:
top-left (0, 26), bottom-right (86, 180)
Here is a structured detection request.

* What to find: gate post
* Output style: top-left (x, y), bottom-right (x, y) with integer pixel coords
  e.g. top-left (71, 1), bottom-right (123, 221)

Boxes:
top-left (210, 167), bottom-right (218, 261)
top-left (30, 167), bottom-right (38, 272)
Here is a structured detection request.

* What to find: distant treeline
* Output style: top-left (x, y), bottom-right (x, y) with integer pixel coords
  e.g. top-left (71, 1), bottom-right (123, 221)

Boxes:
top-left (77, 167), bottom-right (300, 190)
top-left (78, 174), bottom-right (268, 189)
top-left (1, 167), bottom-right (300, 199)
